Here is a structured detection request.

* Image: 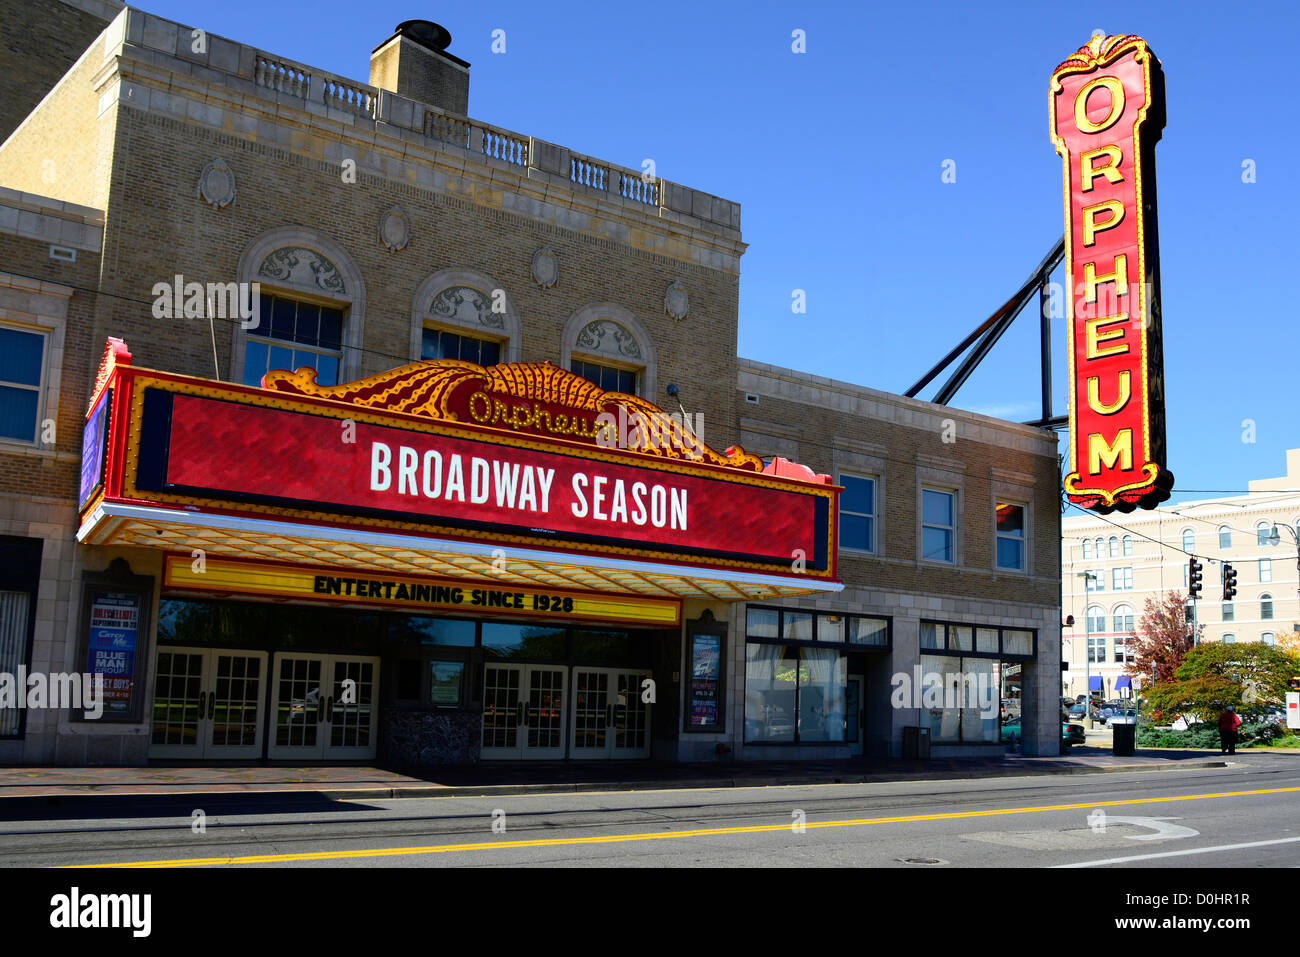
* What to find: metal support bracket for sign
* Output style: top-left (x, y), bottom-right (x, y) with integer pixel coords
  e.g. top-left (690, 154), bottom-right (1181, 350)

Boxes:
top-left (904, 236), bottom-right (1066, 430)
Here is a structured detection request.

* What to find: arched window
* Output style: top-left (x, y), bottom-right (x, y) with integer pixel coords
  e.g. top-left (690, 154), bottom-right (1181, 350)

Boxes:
top-left (410, 268), bottom-right (521, 365)
top-left (1257, 521), bottom-right (1274, 546)
top-left (1222, 600), bottom-right (1234, 622)
top-left (562, 303), bottom-right (657, 399)
top-left (1218, 525), bottom-right (1231, 549)
top-left (1261, 593), bottom-right (1274, 620)
top-left (1182, 529), bottom-right (1195, 552)
top-left (1112, 603), bottom-right (1134, 634)
top-left (1222, 634), bottom-right (1235, 644)
top-left (1262, 632), bottom-right (1275, 646)
top-left (1122, 535), bottom-right (1133, 557)
top-left (1082, 539), bottom-right (1092, 560)
top-left (1087, 605), bottom-right (1106, 633)
top-left (234, 227), bottom-right (367, 386)
top-left (1095, 537), bottom-right (1103, 558)
top-left (1108, 536), bottom-right (1120, 558)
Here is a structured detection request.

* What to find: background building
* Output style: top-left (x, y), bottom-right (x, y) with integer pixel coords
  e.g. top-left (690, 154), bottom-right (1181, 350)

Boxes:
top-left (0, 1), bottom-right (1062, 765)
top-left (1062, 449), bottom-right (1300, 699)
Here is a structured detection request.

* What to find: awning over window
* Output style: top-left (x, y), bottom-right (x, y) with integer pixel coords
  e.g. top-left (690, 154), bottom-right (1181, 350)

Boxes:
top-left (77, 339), bottom-right (843, 604)
top-left (1115, 676), bottom-right (1131, 689)
top-left (1089, 676), bottom-right (1104, 691)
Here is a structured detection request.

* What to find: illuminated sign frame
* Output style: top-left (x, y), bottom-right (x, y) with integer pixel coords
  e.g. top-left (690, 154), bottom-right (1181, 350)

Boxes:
top-left (1050, 34), bottom-right (1173, 513)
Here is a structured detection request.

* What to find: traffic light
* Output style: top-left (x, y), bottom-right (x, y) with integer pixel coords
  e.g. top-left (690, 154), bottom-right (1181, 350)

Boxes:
top-left (1188, 558), bottom-right (1203, 599)
top-left (1222, 563), bottom-right (1237, 602)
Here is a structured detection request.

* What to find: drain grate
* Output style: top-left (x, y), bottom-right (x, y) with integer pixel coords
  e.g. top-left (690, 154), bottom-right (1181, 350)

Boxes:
top-left (899, 857), bottom-right (947, 865)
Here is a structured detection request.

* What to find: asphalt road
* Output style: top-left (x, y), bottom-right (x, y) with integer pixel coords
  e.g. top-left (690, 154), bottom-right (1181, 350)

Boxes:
top-left (3, 753), bottom-right (1298, 869)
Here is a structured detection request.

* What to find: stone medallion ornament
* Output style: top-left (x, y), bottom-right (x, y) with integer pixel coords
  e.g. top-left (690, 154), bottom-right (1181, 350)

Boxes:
top-left (197, 158), bottom-right (236, 209)
top-left (664, 279), bottom-right (688, 321)
top-left (531, 246), bottom-right (558, 288)
top-left (380, 206), bottom-right (410, 253)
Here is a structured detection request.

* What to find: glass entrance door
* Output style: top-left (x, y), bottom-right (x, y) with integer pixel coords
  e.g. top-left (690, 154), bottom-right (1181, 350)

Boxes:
top-left (150, 647), bottom-right (267, 759)
top-left (268, 654), bottom-right (379, 759)
top-left (571, 668), bottom-right (652, 759)
top-left (481, 664), bottom-right (566, 759)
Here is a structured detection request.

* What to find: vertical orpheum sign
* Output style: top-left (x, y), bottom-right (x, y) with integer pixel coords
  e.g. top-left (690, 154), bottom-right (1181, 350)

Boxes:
top-left (1051, 35), bottom-right (1173, 514)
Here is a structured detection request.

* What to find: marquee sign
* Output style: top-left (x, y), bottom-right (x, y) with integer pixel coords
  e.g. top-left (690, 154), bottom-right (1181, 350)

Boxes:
top-left (82, 344), bottom-right (838, 582)
top-left (1050, 34), bottom-right (1173, 513)
top-left (163, 554), bottom-right (682, 626)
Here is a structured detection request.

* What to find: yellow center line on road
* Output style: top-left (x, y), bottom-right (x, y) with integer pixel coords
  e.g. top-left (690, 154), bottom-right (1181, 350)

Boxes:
top-left (66, 784), bottom-right (1300, 868)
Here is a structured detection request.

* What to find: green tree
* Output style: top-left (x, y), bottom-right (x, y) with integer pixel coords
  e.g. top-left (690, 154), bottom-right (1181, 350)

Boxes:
top-left (1125, 590), bottom-right (1200, 686)
top-left (1142, 642), bottom-right (1294, 720)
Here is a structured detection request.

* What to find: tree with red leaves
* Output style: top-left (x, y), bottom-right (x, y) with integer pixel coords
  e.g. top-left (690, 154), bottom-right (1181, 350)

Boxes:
top-left (1126, 590), bottom-right (1203, 687)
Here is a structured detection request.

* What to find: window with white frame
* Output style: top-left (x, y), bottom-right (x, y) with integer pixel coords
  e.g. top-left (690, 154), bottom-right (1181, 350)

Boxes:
top-left (1218, 526), bottom-right (1231, 549)
top-left (1082, 538), bottom-right (1092, 560)
top-left (1222, 634), bottom-right (1236, 644)
top-left (0, 324), bottom-right (48, 444)
top-left (1261, 593), bottom-right (1274, 620)
top-left (1108, 536), bottom-right (1120, 558)
top-left (920, 488), bottom-right (955, 563)
top-left (1182, 529), bottom-right (1195, 552)
top-left (1112, 603), bottom-right (1134, 633)
top-left (242, 293), bottom-right (343, 387)
top-left (1085, 569), bottom-right (1104, 592)
top-left (1122, 535), bottom-right (1133, 557)
top-left (1095, 537), bottom-right (1103, 557)
top-left (1262, 632), bottom-right (1275, 646)
top-left (1112, 567), bottom-right (1133, 590)
top-left (1257, 521), bottom-right (1273, 546)
top-left (1087, 605), bottom-right (1105, 632)
top-left (1114, 636), bottom-right (1129, 663)
top-left (1222, 601), bottom-right (1233, 621)
top-left (838, 474), bottom-right (876, 553)
top-left (1260, 558), bottom-right (1272, 583)
top-left (1088, 633), bottom-right (1106, 663)
top-left (995, 502), bottom-right (1024, 570)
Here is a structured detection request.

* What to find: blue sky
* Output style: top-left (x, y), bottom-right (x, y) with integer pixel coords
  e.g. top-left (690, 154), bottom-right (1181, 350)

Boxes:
top-left (143, 0), bottom-right (1300, 501)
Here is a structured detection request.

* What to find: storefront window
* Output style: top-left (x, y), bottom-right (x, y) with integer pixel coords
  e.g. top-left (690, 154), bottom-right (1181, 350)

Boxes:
top-left (816, 614), bottom-right (845, 643)
top-left (392, 615), bottom-right (476, 646)
top-left (921, 622), bottom-right (942, 649)
top-left (481, 623), bottom-right (567, 659)
top-left (784, 611), bottom-right (813, 641)
top-left (797, 648), bottom-right (847, 742)
top-left (745, 607), bottom-right (779, 639)
top-left (746, 643), bottom-right (796, 743)
top-left (848, 617), bottom-right (888, 646)
top-left (918, 654), bottom-right (998, 744)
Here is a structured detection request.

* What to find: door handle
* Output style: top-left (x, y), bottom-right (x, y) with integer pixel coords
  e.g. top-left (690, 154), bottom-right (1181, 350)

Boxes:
top-left (208, 693), bottom-right (216, 720)
top-left (605, 704), bottom-right (612, 725)
top-left (317, 694), bottom-right (326, 723)
top-left (198, 691), bottom-right (206, 721)
top-left (326, 696), bottom-right (334, 723)
top-left (516, 701), bottom-right (526, 726)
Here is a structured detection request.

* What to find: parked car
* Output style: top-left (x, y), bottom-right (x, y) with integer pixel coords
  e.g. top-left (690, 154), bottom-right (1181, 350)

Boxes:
top-left (1106, 709), bottom-right (1137, 725)
top-left (1001, 719), bottom-right (1085, 749)
top-left (1068, 704), bottom-right (1086, 719)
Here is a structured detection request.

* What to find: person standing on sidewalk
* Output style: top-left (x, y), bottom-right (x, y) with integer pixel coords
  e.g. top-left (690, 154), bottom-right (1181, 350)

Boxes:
top-left (1218, 705), bottom-right (1243, 755)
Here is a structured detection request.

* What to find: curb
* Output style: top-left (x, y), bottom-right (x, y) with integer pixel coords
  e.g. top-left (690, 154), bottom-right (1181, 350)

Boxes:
top-left (0, 758), bottom-right (1232, 810)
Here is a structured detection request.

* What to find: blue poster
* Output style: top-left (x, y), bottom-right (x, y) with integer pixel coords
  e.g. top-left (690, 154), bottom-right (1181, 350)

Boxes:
top-left (86, 591), bottom-right (139, 715)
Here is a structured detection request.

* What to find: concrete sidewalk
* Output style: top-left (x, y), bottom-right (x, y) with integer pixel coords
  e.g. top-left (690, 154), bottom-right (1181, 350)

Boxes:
top-left (0, 746), bottom-right (1249, 806)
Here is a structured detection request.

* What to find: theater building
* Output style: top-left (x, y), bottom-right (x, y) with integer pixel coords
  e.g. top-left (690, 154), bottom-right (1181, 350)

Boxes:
top-left (0, 2), bottom-right (1063, 765)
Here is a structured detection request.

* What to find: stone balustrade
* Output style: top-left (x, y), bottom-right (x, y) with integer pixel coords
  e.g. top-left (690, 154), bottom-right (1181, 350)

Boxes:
top-left (120, 9), bottom-right (740, 233)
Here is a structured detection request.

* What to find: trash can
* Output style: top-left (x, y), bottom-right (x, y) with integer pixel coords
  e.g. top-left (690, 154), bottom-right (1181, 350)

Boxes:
top-left (902, 725), bottom-right (931, 760)
top-left (1112, 719), bottom-right (1136, 756)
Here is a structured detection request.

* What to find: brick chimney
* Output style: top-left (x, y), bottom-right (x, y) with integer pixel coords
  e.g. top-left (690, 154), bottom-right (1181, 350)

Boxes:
top-left (370, 20), bottom-right (469, 115)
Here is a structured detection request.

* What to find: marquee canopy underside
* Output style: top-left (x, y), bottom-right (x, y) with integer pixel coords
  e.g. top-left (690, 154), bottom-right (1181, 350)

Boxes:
top-left (79, 503), bottom-right (842, 603)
